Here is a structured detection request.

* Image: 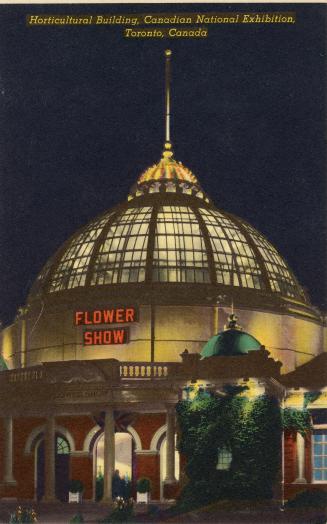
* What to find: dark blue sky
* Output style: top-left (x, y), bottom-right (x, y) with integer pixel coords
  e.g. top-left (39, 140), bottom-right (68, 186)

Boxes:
top-left (0, 3), bottom-right (326, 325)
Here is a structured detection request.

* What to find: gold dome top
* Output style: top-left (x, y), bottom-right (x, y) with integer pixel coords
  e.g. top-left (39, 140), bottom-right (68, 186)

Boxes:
top-left (137, 144), bottom-right (199, 185)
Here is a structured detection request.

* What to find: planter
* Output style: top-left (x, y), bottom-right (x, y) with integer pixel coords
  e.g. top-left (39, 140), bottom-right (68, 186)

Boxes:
top-left (69, 491), bottom-right (83, 503)
top-left (136, 491), bottom-right (150, 504)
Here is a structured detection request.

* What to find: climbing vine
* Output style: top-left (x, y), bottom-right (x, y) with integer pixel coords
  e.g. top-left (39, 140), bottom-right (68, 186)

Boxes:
top-left (282, 408), bottom-right (312, 437)
top-left (176, 386), bottom-right (282, 510)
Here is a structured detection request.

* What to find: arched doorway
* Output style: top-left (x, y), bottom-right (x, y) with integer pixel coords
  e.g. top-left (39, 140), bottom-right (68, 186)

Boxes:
top-left (94, 432), bottom-right (133, 500)
top-left (36, 434), bottom-right (70, 502)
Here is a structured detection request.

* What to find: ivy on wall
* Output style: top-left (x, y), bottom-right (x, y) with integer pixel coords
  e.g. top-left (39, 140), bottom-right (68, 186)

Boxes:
top-left (282, 408), bottom-right (312, 437)
top-left (176, 386), bottom-right (282, 509)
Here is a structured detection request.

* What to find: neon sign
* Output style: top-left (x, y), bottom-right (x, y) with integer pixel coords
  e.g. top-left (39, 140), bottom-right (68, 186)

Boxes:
top-left (74, 307), bottom-right (138, 346)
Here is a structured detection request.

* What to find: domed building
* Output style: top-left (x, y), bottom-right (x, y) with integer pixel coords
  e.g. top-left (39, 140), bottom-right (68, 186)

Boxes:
top-left (0, 51), bottom-right (326, 506)
top-left (5, 139), bottom-right (321, 373)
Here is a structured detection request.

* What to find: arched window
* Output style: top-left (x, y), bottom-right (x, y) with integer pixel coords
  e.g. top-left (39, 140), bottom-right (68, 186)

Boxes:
top-left (56, 436), bottom-right (70, 455)
top-left (216, 448), bottom-right (232, 471)
top-left (313, 430), bottom-right (327, 482)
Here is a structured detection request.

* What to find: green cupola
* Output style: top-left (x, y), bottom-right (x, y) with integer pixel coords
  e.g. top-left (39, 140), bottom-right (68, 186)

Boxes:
top-left (201, 314), bottom-right (262, 358)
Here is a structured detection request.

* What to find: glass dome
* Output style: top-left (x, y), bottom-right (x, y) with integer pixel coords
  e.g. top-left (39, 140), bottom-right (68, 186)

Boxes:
top-left (30, 152), bottom-right (307, 306)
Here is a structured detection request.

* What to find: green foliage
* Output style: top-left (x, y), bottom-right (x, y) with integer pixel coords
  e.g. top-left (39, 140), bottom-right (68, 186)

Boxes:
top-left (95, 474), bottom-right (131, 502)
top-left (96, 474), bottom-right (104, 501)
top-left (99, 498), bottom-right (134, 523)
top-left (69, 513), bottom-right (85, 523)
top-left (68, 479), bottom-right (84, 493)
top-left (285, 489), bottom-right (327, 508)
top-left (136, 477), bottom-right (151, 493)
top-left (9, 507), bottom-right (37, 524)
top-left (282, 408), bottom-right (312, 436)
top-left (303, 391), bottom-right (321, 408)
top-left (176, 389), bottom-right (282, 510)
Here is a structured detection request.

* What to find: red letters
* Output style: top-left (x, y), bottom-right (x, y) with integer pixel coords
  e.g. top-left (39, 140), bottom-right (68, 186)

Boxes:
top-left (75, 307), bottom-right (137, 325)
top-left (75, 311), bottom-right (83, 325)
top-left (84, 331), bottom-right (93, 345)
top-left (103, 310), bottom-right (115, 323)
top-left (125, 308), bottom-right (135, 322)
top-left (113, 330), bottom-right (125, 344)
top-left (83, 328), bottom-right (129, 346)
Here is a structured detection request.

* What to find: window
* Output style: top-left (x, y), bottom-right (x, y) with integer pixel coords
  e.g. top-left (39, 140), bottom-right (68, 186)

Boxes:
top-left (242, 222), bottom-right (304, 300)
top-left (91, 207), bottom-right (152, 284)
top-left (152, 206), bottom-right (210, 283)
top-left (49, 211), bottom-right (114, 292)
top-left (312, 430), bottom-right (327, 482)
top-left (200, 209), bottom-right (263, 289)
top-left (216, 448), bottom-right (232, 470)
top-left (56, 436), bottom-right (70, 455)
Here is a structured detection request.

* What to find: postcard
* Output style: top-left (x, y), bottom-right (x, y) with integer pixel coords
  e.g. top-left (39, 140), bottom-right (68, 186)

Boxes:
top-left (0, 3), bottom-right (326, 523)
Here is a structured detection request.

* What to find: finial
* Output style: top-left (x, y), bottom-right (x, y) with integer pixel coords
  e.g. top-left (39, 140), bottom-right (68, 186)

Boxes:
top-left (224, 313), bottom-right (242, 331)
top-left (163, 49), bottom-right (173, 158)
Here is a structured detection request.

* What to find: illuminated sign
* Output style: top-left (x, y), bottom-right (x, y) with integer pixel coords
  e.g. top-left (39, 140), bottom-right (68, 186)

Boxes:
top-left (74, 307), bottom-right (138, 346)
top-left (84, 328), bottom-right (129, 346)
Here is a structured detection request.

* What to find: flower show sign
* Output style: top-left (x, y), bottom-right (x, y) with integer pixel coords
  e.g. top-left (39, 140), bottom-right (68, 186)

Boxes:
top-left (74, 307), bottom-right (138, 346)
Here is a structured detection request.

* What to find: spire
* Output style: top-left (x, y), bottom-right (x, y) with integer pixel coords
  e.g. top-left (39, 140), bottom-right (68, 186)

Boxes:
top-left (163, 49), bottom-right (173, 159)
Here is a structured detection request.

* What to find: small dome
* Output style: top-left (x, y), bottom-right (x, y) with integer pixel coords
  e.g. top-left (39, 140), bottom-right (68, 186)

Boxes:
top-left (201, 314), bottom-right (262, 358)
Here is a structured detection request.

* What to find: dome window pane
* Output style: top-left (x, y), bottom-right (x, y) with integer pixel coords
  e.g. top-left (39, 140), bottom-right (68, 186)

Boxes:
top-left (200, 209), bottom-right (266, 292)
top-left (153, 206), bottom-right (210, 283)
top-left (49, 212), bottom-right (114, 292)
top-left (243, 222), bottom-right (302, 299)
top-left (91, 207), bottom-right (152, 285)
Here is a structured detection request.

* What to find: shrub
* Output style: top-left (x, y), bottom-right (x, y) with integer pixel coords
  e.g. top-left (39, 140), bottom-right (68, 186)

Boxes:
top-left (286, 489), bottom-right (327, 508)
top-left (99, 497), bottom-right (134, 523)
top-left (147, 504), bottom-right (160, 516)
top-left (69, 514), bottom-right (84, 523)
top-left (9, 507), bottom-right (37, 523)
top-left (96, 474), bottom-right (104, 501)
top-left (68, 479), bottom-right (84, 493)
top-left (136, 477), bottom-right (151, 493)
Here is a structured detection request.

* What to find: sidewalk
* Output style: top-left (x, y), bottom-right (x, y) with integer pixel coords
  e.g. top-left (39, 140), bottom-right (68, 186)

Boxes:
top-left (0, 500), bottom-right (326, 524)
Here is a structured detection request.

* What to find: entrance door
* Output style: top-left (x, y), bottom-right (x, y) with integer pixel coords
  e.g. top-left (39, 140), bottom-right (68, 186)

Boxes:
top-left (36, 435), bottom-right (70, 501)
top-left (95, 432), bottom-right (133, 500)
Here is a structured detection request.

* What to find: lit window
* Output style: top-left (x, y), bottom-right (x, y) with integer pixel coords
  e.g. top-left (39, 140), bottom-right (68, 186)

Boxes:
top-left (243, 222), bottom-right (303, 300)
top-left (91, 207), bottom-right (152, 285)
top-left (56, 436), bottom-right (70, 455)
top-left (200, 209), bottom-right (263, 289)
top-left (313, 431), bottom-right (327, 482)
top-left (152, 206), bottom-right (210, 283)
top-left (216, 448), bottom-right (232, 470)
top-left (49, 212), bottom-right (114, 292)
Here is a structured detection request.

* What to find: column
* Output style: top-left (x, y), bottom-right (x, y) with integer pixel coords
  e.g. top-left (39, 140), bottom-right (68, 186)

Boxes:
top-left (102, 408), bottom-right (115, 503)
top-left (165, 407), bottom-right (176, 483)
top-left (20, 317), bottom-right (26, 368)
top-left (3, 416), bottom-right (16, 485)
top-left (43, 415), bottom-right (56, 502)
top-left (294, 432), bottom-right (306, 483)
top-left (213, 304), bottom-right (219, 334)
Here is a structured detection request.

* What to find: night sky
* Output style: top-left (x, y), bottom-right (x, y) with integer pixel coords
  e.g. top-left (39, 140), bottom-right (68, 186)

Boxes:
top-left (0, 4), bottom-right (326, 326)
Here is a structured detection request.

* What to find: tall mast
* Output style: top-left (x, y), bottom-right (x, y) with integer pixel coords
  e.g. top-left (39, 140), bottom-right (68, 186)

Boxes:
top-left (163, 49), bottom-right (173, 157)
